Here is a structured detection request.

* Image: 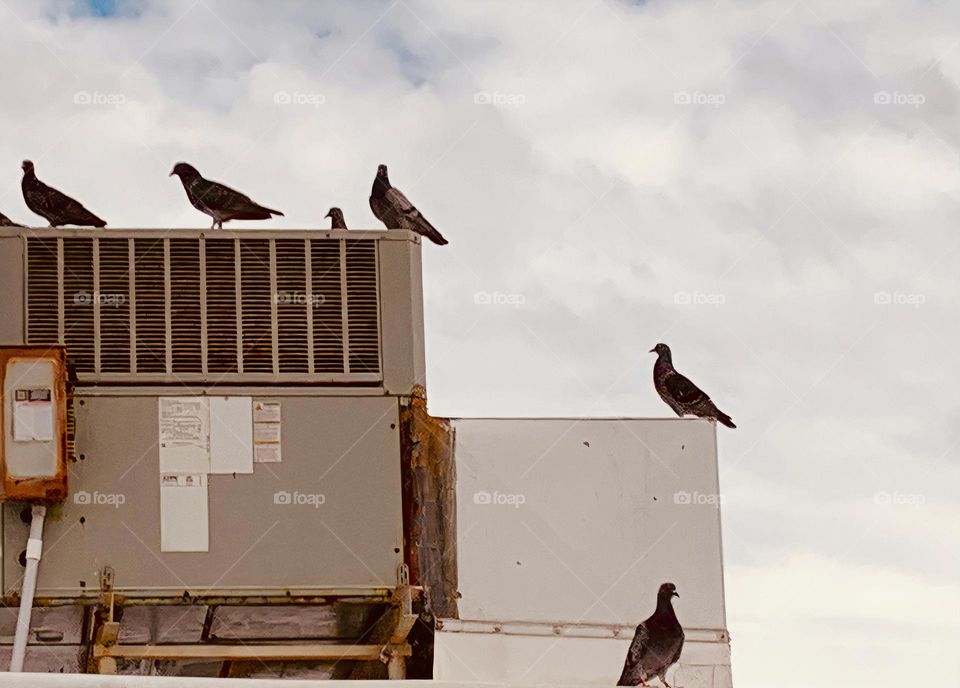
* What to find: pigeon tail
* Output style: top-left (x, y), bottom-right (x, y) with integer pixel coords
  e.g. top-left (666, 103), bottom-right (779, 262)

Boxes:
top-left (421, 226), bottom-right (449, 246)
top-left (716, 412), bottom-right (736, 429)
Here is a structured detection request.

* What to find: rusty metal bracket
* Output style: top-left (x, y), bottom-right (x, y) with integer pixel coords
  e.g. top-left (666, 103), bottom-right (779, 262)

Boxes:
top-left (89, 566), bottom-right (122, 674)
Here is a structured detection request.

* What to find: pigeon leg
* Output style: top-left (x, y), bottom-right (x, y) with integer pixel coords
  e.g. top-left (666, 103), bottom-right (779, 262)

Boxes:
top-left (659, 676), bottom-right (672, 688)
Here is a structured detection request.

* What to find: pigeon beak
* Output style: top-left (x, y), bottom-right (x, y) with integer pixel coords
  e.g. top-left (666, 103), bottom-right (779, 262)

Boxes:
top-left (324, 211), bottom-right (331, 218)
top-left (649, 348), bottom-right (656, 353)
top-left (673, 592), bottom-right (679, 598)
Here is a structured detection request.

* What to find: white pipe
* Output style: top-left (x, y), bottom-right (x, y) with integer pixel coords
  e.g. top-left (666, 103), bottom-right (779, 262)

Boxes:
top-left (9, 504), bottom-right (47, 672)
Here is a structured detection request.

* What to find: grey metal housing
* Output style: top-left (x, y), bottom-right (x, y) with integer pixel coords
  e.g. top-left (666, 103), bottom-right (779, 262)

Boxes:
top-left (0, 228), bottom-right (426, 598)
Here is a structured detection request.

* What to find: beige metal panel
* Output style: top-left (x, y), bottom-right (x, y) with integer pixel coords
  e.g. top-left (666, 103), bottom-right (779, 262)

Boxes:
top-left (0, 238), bottom-right (24, 344)
top-left (2, 396), bottom-right (404, 596)
top-left (451, 418), bottom-right (727, 630)
top-left (378, 237), bottom-right (425, 395)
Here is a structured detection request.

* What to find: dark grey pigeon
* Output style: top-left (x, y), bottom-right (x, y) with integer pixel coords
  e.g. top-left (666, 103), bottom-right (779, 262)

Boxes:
top-left (325, 207), bottom-right (348, 229)
top-left (21, 160), bottom-right (106, 227)
top-left (651, 343), bottom-right (735, 428)
top-left (369, 164), bottom-right (448, 245)
top-left (170, 162), bottom-right (284, 229)
top-left (617, 582), bottom-right (684, 687)
top-left (0, 212), bottom-right (24, 227)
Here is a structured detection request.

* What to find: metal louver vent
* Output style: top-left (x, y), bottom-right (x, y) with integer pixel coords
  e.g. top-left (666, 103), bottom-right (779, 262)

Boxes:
top-left (25, 233), bottom-right (382, 384)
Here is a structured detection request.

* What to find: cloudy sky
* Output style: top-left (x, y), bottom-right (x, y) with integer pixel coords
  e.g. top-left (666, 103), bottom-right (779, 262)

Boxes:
top-left (2, 0), bottom-right (959, 685)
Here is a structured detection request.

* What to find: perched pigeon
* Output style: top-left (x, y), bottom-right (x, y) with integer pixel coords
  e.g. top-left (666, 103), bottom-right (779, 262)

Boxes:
top-left (170, 162), bottom-right (283, 229)
top-left (325, 207), bottom-right (348, 229)
top-left (0, 212), bottom-right (23, 227)
top-left (617, 582), bottom-right (684, 688)
top-left (369, 164), bottom-right (448, 245)
top-left (651, 343), bottom-right (735, 428)
top-left (21, 160), bottom-right (106, 227)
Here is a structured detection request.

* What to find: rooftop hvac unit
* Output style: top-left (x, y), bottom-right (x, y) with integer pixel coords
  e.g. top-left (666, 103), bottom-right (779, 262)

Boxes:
top-left (0, 228), bottom-right (430, 676)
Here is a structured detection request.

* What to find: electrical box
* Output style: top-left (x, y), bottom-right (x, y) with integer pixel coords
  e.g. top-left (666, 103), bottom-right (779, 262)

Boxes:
top-left (0, 346), bottom-right (67, 504)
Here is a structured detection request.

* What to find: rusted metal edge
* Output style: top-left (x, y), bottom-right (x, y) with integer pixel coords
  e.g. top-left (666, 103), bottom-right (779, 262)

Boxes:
top-left (399, 384), bottom-right (458, 620)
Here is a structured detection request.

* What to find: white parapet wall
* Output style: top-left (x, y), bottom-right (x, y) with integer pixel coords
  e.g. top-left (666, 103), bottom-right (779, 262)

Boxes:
top-left (435, 417), bottom-right (732, 688)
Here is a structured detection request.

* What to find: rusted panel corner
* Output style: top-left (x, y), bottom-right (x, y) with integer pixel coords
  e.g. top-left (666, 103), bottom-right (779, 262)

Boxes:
top-left (400, 384), bottom-right (458, 621)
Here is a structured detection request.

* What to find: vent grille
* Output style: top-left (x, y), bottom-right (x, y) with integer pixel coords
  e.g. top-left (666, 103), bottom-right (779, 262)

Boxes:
top-left (98, 238), bottom-right (132, 373)
top-left (26, 235), bottom-right (382, 384)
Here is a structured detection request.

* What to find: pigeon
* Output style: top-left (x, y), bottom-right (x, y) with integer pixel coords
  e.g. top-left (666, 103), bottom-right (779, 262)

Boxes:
top-left (617, 582), bottom-right (684, 688)
top-left (169, 162), bottom-right (284, 229)
top-left (0, 212), bottom-right (23, 227)
top-left (651, 343), bottom-right (735, 428)
top-left (21, 160), bottom-right (107, 227)
top-left (369, 164), bottom-right (448, 245)
top-left (325, 207), bottom-right (348, 229)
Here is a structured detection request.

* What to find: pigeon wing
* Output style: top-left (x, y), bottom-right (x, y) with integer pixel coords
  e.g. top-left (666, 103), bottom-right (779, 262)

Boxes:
top-left (191, 178), bottom-right (252, 212)
top-left (617, 623), bottom-right (650, 685)
top-left (191, 178), bottom-right (282, 219)
top-left (667, 371), bottom-right (735, 426)
top-left (664, 372), bottom-right (710, 407)
top-left (385, 187), bottom-right (448, 245)
top-left (668, 628), bottom-right (684, 666)
top-left (26, 178), bottom-right (105, 227)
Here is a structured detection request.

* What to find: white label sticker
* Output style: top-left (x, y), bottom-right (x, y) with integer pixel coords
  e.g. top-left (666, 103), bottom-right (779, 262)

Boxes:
top-left (160, 473), bottom-right (209, 552)
top-left (209, 397), bottom-right (254, 474)
top-left (13, 387), bottom-right (54, 442)
top-left (254, 444), bottom-right (282, 463)
top-left (253, 401), bottom-right (282, 423)
top-left (159, 398), bottom-right (206, 447)
top-left (253, 400), bottom-right (282, 463)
